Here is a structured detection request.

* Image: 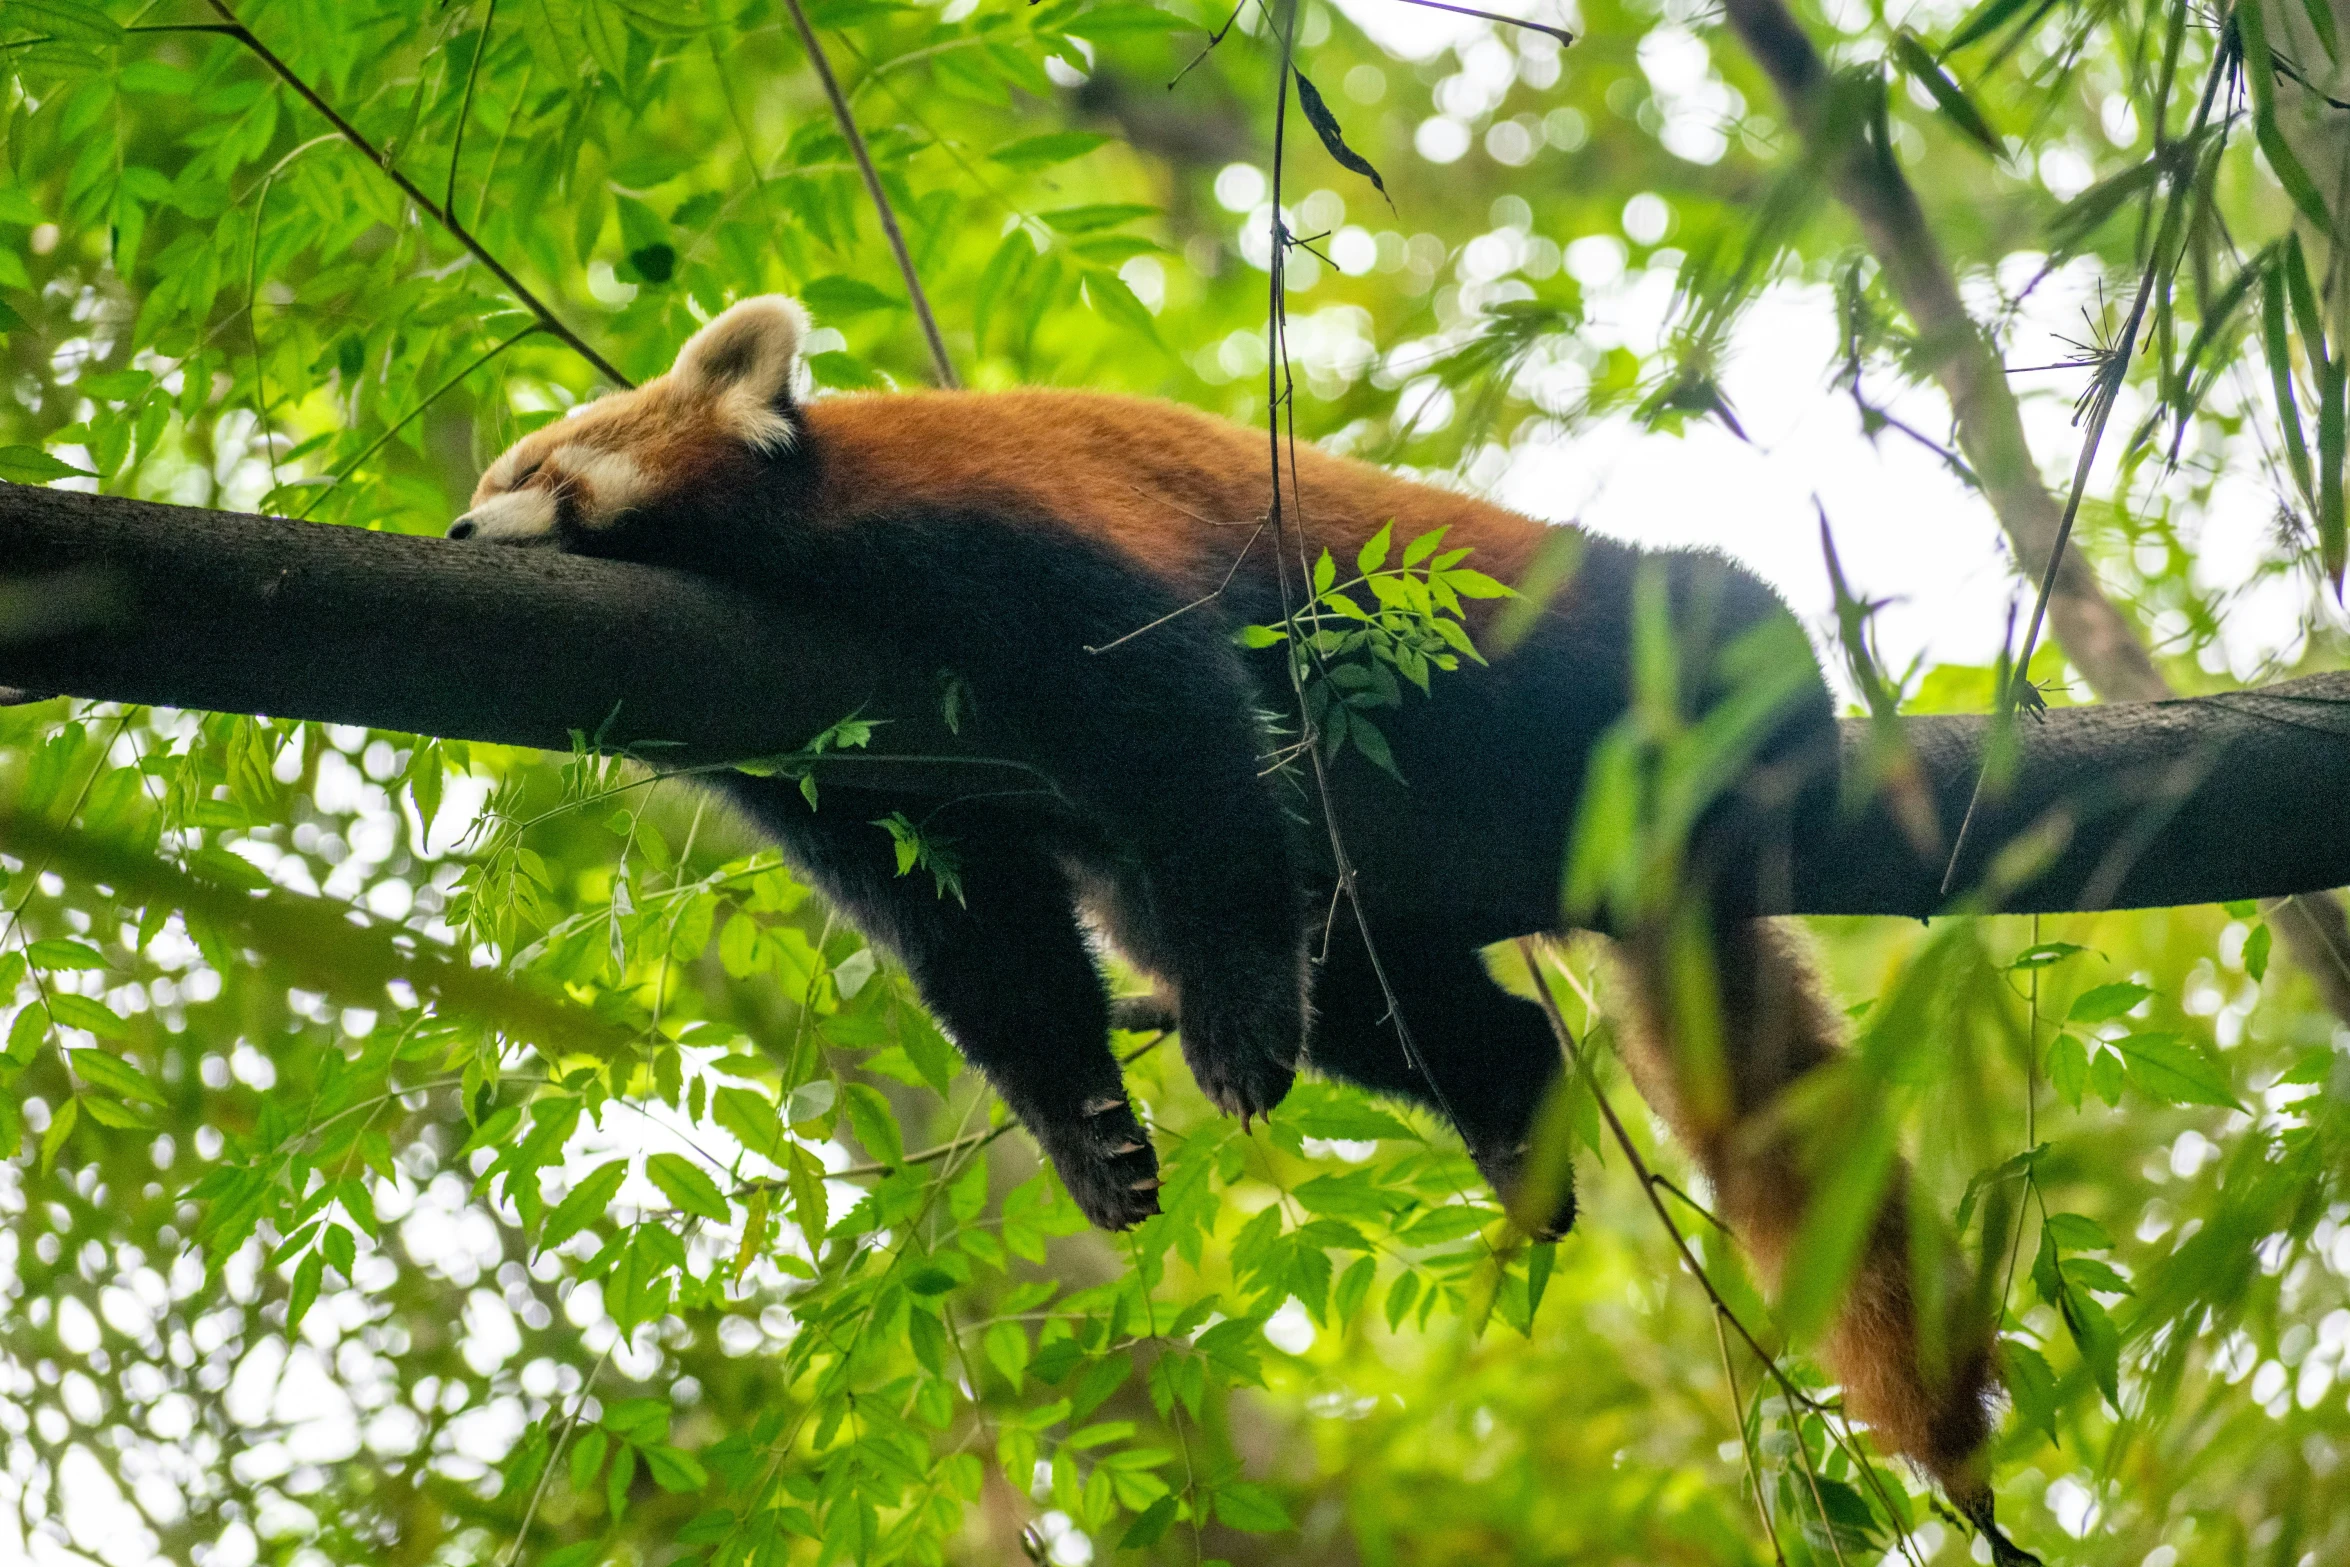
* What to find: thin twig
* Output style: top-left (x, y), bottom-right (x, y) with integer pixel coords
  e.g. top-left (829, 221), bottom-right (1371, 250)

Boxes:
top-left (779, 0), bottom-right (959, 389)
top-left (127, 5), bottom-right (626, 386)
top-left (1384, 0), bottom-right (1575, 46)
top-left (1716, 1306), bottom-right (1791, 1567)
top-left (1085, 522), bottom-right (1268, 653)
top-left (1940, 37), bottom-right (2233, 892)
top-left (499, 1336), bottom-right (615, 1567)
top-left (444, 0), bottom-right (496, 218)
top-left (1260, 0), bottom-right (1475, 1166)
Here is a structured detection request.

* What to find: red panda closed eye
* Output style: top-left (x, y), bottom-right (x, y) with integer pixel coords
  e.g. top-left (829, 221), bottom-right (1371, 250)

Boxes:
top-left (452, 294), bottom-right (2034, 1563)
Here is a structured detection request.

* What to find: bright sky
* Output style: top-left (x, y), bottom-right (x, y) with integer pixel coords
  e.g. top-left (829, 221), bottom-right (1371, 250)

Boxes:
top-left (1326, 0), bottom-right (2319, 695)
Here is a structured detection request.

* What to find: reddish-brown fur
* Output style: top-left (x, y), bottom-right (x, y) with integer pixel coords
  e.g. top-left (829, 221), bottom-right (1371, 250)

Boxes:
top-left (798, 389), bottom-right (1548, 599)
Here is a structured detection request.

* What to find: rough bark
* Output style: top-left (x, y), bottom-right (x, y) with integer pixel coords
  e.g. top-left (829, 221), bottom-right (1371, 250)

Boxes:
top-left (4, 485), bottom-right (2346, 919)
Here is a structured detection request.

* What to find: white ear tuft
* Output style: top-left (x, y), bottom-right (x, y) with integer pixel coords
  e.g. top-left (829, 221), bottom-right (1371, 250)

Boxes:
top-left (671, 295), bottom-right (809, 405)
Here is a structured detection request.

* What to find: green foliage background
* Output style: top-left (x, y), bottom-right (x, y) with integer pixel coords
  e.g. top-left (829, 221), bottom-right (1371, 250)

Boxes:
top-left (1, 0), bottom-right (2347, 1562)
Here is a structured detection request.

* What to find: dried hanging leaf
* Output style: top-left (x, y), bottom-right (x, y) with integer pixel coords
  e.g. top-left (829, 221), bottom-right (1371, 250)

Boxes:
top-left (1292, 67), bottom-right (1394, 211)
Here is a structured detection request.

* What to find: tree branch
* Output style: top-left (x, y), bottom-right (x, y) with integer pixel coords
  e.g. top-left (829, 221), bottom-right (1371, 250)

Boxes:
top-left (3, 486), bottom-right (2343, 917)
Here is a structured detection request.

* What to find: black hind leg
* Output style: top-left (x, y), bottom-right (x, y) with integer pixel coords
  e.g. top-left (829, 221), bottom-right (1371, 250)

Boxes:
top-left (711, 775), bottom-right (1160, 1230)
top-left (1306, 918), bottom-right (1575, 1237)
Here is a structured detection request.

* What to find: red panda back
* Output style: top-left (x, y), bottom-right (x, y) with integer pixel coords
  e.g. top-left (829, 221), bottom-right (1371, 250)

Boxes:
top-left (800, 389), bottom-right (1553, 604)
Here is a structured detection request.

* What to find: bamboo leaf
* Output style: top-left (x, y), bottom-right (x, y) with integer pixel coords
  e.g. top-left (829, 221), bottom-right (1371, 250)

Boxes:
top-left (1945, 0), bottom-right (2055, 52)
top-left (2262, 256), bottom-right (2318, 508)
top-left (1891, 31), bottom-right (2005, 156)
top-left (2237, 0), bottom-right (2335, 229)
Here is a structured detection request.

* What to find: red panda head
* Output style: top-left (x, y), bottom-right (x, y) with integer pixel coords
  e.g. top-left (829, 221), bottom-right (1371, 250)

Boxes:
top-left (448, 294), bottom-right (808, 548)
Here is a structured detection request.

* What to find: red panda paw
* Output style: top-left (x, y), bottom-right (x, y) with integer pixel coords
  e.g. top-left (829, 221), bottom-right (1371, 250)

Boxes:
top-left (1041, 1095), bottom-right (1163, 1232)
top-left (1178, 993), bottom-right (1301, 1126)
top-left (1472, 1142), bottom-right (1578, 1241)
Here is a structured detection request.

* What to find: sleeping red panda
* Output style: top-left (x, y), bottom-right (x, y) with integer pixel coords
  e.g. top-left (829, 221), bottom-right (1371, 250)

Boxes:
top-left (452, 295), bottom-right (2030, 1560)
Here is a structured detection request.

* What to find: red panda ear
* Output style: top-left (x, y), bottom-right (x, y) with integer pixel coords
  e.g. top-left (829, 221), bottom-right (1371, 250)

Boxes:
top-left (672, 295), bottom-right (808, 406)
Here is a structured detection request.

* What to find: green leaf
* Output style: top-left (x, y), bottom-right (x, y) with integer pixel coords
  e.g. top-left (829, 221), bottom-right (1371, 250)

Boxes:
top-left (801, 275), bottom-right (900, 317)
top-left (1945, 0), bottom-right (2057, 51)
top-left (642, 1444), bottom-right (708, 1493)
top-left (1289, 1097), bottom-right (1417, 1142)
top-left (842, 1081), bottom-right (904, 1168)
top-left (39, 1096), bottom-right (79, 1172)
top-left (2043, 1212), bottom-right (2113, 1251)
top-left (2237, 0), bottom-right (2335, 230)
top-left (541, 1159), bottom-right (630, 1252)
top-left (1356, 520), bottom-right (1393, 576)
top-left (457, 1104), bottom-right (523, 1158)
top-left (6, 1004), bottom-right (47, 1067)
top-left (2067, 982), bottom-right (2150, 1024)
top-left (1890, 31), bottom-right (2004, 156)
top-left (806, 351), bottom-right (887, 390)
top-left (81, 1095), bottom-right (156, 1130)
top-left (1082, 269), bottom-right (1159, 344)
top-left (1039, 203), bottom-right (1158, 235)
top-left (27, 938), bottom-right (107, 970)
top-left (1211, 1481), bottom-right (1292, 1533)
top-left (2244, 921), bottom-right (2272, 982)
top-left (68, 1048), bottom-right (165, 1106)
top-left (286, 1250), bottom-right (325, 1334)
top-left (48, 993), bottom-right (128, 1039)
top-left (2003, 1340), bottom-right (2061, 1445)
top-left (1120, 1495), bottom-right (1179, 1548)
top-left (988, 132), bottom-right (1111, 169)
top-left (713, 1085), bottom-right (788, 1162)
top-left (570, 1425), bottom-right (610, 1491)
top-left (2113, 1032), bottom-right (2240, 1110)
top-left (2262, 259), bottom-right (2318, 509)
top-left (612, 194), bottom-right (674, 286)
top-left (984, 1320), bottom-right (1028, 1390)
top-left (1066, 2), bottom-right (1194, 34)
top-left (646, 1152), bottom-right (732, 1223)
top-left (2065, 1283), bottom-right (2123, 1410)
top-left (1436, 568), bottom-right (1513, 599)
top-left (0, 446), bottom-right (98, 483)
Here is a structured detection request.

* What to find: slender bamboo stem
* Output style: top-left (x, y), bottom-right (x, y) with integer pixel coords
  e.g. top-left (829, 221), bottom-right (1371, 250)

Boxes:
top-left (779, 0), bottom-right (960, 389)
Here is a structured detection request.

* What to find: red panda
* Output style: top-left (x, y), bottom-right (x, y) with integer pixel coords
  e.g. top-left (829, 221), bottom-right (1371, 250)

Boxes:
top-left (453, 295), bottom-right (2030, 1560)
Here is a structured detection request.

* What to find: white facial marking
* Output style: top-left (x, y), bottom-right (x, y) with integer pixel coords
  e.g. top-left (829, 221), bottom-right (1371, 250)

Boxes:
top-left (564, 447), bottom-right (654, 523)
top-left (461, 486), bottom-right (557, 543)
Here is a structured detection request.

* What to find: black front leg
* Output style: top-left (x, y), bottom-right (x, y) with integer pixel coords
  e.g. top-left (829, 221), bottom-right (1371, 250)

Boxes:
top-left (1305, 918), bottom-right (1576, 1238)
top-left (710, 775), bottom-right (1161, 1230)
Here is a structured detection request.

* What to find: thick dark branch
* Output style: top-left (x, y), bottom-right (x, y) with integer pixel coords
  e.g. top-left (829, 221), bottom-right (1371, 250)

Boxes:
top-left (0, 484), bottom-right (962, 777)
top-left (2, 485), bottom-right (2345, 917)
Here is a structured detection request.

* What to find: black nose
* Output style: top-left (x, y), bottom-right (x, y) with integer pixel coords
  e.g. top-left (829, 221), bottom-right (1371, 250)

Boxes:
top-left (447, 517), bottom-right (476, 540)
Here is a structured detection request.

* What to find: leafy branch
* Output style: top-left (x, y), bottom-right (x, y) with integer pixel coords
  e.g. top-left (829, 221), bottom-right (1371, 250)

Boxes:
top-left (127, 1), bottom-right (628, 386)
top-left (1239, 520), bottom-right (1509, 778)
